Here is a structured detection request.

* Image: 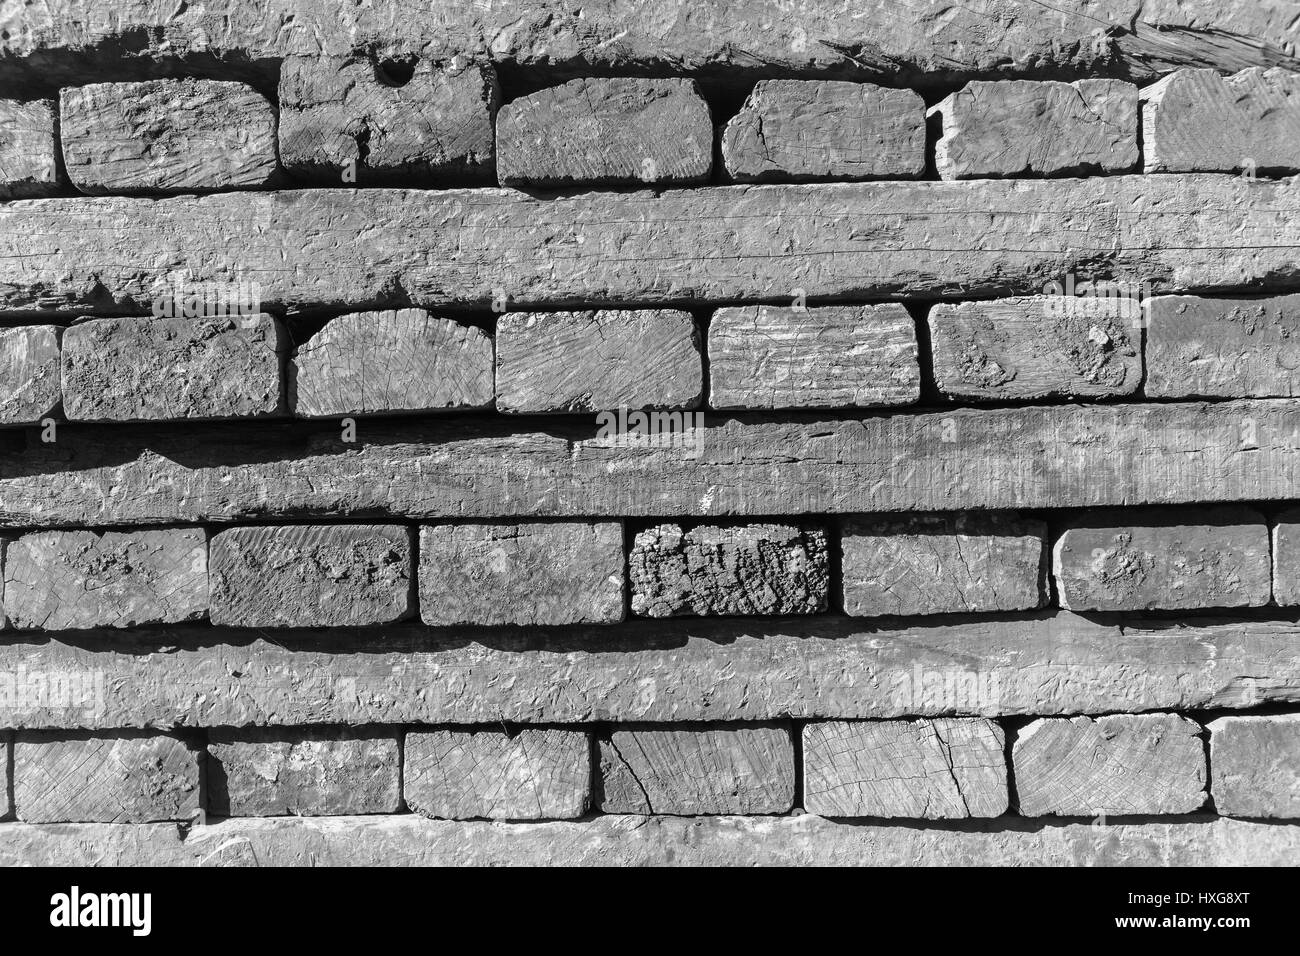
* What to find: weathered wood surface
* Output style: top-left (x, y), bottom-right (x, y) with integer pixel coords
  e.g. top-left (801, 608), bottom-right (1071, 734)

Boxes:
top-left (12, 733), bottom-right (200, 823)
top-left (630, 523), bottom-right (829, 617)
top-left (3, 402), bottom-right (1295, 526)
top-left (3, 813), bottom-right (1296, 866)
top-left (707, 304), bottom-right (919, 409)
top-left (62, 315), bottom-right (286, 421)
top-left (208, 524), bottom-right (414, 627)
top-left (932, 79), bottom-right (1138, 179)
top-left (0, 98), bottom-right (58, 197)
top-left (496, 310), bottom-right (703, 414)
top-left (291, 309), bottom-right (493, 417)
top-left (404, 728), bottom-right (591, 821)
top-left (1013, 714), bottom-right (1207, 817)
top-left (1145, 294), bottom-right (1300, 398)
top-left (0, 612), bottom-right (1295, 729)
top-left (0, 732), bottom-right (9, 819)
top-left (599, 724), bottom-right (795, 815)
top-left (279, 56), bottom-right (497, 184)
top-left (721, 80), bottom-right (924, 182)
top-left (59, 79), bottom-right (277, 192)
top-left (1053, 507), bottom-right (1271, 611)
top-left (927, 297), bottom-right (1141, 401)
top-left (803, 719), bottom-right (1007, 819)
top-left (841, 513), bottom-right (1046, 617)
top-left (4, 176), bottom-right (1300, 313)
top-left (3, 528), bottom-right (208, 630)
top-left (4, 1), bottom-right (1297, 90)
top-left (497, 78), bottom-right (712, 187)
top-left (207, 728), bottom-right (402, 817)
top-left (1207, 714), bottom-right (1300, 818)
top-left (1141, 67), bottom-right (1300, 174)
top-left (1273, 507), bottom-right (1300, 606)
top-left (418, 521), bottom-right (625, 626)
top-left (0, 325), bottom-right (60, 425)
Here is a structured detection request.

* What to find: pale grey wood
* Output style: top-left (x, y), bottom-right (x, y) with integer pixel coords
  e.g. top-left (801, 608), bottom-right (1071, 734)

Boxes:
top-left (208, 728), bottom-right (401, 817)
top-left (842, 513), bottom-right (1046, 616)
top-left (599, 723), bottom-right (794, 815)
top-left (60, 80), bottom-right (277, 193)
top-left (1273, 507), bottom-right (1300, 606)
top-left (0, 99), bottom-right (58, 197)
top-left (931, 79), bottom-right (1138, 179)
top-left (13, 733), bottom-right (200, 823)
top-left (62, 315), bottom-right (285, 421)
top-left (722, 80), bottom-right (924, 181)
top-left (928, 296), bottom-right (1141, 400)
top-left (0, 612), bottom-right (1292, 729)
top-left (404, 728), bottom-right (591, 820)
top-left (496, 78), bottom-right (712, 186)
top-left (2, 529), bottom-right (208, 630)
top-left (0, 325), bottom-right (60, 425)
top-left (208, 524), bottom-right (413, 627)
top-left (707, 304), bottom-right (919, 409)
top-left (4, 175), bottom-right (1298, 312)
top-left (1013, 714), bottom-right (1206, 816)
top-left (1053, 507), bottom-right (1271, 611)
top-left (1145, 294), bottom-right (1300, 398)
top-left (419, 522), bottom-right (624, 626)
top-left (291, 309), bottom-right (493, 417)
top-left (496, 310), bottom-right (702, 414)
top-left (803, 719), bottom-right (1007, 818)
top-left (279, 56), bottom-right (497, 183)
top-left (1207, 714), bottom-right (1300, 818)
top-left (1142, 67), bottom-right (1300, 173)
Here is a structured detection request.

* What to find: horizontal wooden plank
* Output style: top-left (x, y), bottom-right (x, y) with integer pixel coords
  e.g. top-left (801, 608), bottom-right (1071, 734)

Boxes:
top-left (0, 401), bottom-right (1298, 525)
top-left (0, 612), bottom-right (1294, 729)
top-left (2, 1), bottom-right (1296, 92)
top-left (2, 175), bottom-right (1300, 313)
top-left (1, 814), bottom-right (1295, 866)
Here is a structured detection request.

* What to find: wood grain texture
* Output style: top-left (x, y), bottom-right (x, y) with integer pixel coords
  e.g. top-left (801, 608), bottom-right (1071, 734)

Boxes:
top-left (5, 813), bottom-right (1297, 866)
top-left (927, 296), bottom-right (1141, 401)
top-left (1145, 294), bottom-right (1300, 398)
top-left (1207, 714), bottom-right (1300, 818)
top-left (1, 732), bottom-right (9, 820)
top-left (279, 56), bottom-right (497, 183)
top-left (5, 402), bottom-right (1300, 525)
top-left (496, 310), bottom-right (702, 414)
top-left (0, 613), bottom-right (1295, 729)
top-left (419, 521), bottom-right (624, 626)
top-left (0, 99), bottom-right (58, 197)
top-left (62, 315), bottom-right (286, 422)
top-left (207, 728), bottom-right (401, 817)
top-left (1272, 507), bottom-right (1300, 606)
top-left (721, 80), bottom-right (924, 182)
top-left (404, 728), bottom-right (591, 821)
top-left (1013, 714), bottom-right (1207, 817)
top-left (4, 175), bottom-right (1300, 313)
top-left (208, 524), bottom-right (413, 627)
top-left (59, 79), bottom-right (277, 193)
top-left (0, 325), bottom-right (60, 425)
top-left (496, 78), bottom-right (712, 186)
top-left (13, 732), bottom-right (200, 823)
top-left (4, 1), bottom-right (1297, 90)
top-left (707, 304), bottom-right (919, 409)
top-left (2, 528), bottom-right (207, 630)
top-left (1053, 507), bottom-right (1271, 612)
top-left (599, 723), bottom-right (795, 815)
top-left (932, 79), bottom-right (1138, 179)
top-left (803, 719), bottom-right (1007, 818)
top-left (1142, 67), bottom-right (1300, 173)
top-left (630, 523), bottom-right (829, 617)
top-left (841, 513), bottom-right (1047, 617)
top-left (291, 309), bottom-right (493, 417)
